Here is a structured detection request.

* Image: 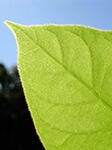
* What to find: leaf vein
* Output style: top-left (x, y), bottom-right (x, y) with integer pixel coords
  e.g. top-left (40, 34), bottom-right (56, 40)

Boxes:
top-left (16, 25), bottom-right (112, 112)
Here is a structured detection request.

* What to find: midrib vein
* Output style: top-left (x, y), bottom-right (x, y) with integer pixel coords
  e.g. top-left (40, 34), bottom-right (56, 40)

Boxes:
top-left (15, 25), bottom-right (112, 112)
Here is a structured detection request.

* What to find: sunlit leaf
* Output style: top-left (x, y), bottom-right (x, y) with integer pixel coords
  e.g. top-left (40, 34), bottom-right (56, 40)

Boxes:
top-left (6, 21), bottom-right (112, 150)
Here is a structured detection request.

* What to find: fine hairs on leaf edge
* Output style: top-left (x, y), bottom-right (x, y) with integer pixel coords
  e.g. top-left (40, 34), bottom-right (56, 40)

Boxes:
top-left (4, 20), bottom-right (112, 32)
top-left (5, 20), bottom-right (46, 149)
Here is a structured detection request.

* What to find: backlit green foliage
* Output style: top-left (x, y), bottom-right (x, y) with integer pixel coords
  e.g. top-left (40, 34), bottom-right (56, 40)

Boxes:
top-left (6, 21), bottom-right (112, 150)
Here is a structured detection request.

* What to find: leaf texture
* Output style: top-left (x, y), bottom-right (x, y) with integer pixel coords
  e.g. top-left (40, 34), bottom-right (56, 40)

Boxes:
top-left (6, 21), bottom-right (112, 150)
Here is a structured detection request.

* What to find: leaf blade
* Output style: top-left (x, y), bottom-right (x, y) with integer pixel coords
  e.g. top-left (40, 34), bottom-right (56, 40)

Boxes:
top-left (6, 21), bottom-right (112, 150)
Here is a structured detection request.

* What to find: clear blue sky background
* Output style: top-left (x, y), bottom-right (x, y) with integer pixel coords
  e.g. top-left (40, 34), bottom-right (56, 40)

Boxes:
top-left (1, 0), bottom-right (112, 67)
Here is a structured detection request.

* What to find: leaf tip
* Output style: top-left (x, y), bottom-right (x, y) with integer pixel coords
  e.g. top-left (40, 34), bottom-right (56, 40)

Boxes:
top-left (5, 20), bottom-right (23, 32)
top-left (5, 20), bottom-right (15, 27)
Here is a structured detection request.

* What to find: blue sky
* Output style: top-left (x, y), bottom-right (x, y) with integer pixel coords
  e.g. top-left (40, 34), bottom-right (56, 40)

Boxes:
top-left (1, 0), bottom-right (112, 67)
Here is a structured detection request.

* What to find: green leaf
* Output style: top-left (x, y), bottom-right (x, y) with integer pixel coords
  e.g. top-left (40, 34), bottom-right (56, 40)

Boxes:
top-left (6, 21), bottom-right (112, 150)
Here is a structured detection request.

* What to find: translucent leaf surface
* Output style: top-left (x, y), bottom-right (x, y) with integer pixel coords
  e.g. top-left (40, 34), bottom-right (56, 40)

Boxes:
top-left (6, 21), bottom-right (112, 150)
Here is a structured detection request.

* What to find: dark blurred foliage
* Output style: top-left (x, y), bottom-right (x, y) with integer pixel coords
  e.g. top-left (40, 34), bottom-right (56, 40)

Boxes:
top-left (0, 63), bottom-right (45, 150)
